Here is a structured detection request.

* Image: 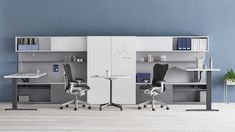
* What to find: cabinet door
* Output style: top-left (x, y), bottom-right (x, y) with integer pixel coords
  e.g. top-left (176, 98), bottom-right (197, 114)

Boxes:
top-left (87, 36), bottom-right (111, 104)
top-left (51, 37), bottom-right (87, 51)
top-left (136, 37), bottom-right (172, 51)
top-left (111, 36), bottom-right (136, 104)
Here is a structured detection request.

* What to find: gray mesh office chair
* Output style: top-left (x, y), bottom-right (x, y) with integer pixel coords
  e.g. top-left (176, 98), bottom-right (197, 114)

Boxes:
top-left (138, 63), bottom-right (169, 111)
top-left (60, 64), bottom-right (91, 111)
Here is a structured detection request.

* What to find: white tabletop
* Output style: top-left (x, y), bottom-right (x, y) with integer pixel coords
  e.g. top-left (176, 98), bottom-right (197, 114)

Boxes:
top-left (92, 75), bottom-right (130, 80)
top-left (4, 73), bottom-right (47, 79)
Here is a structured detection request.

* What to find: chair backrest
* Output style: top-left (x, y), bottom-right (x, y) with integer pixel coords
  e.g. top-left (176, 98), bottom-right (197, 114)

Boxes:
top-left (63, 64), bottom-right (74, 90)
top-left (152, 63), bottom-right (169, 87)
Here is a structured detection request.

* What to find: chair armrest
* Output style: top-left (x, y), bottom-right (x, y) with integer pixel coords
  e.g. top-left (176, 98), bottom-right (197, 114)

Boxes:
top-left (69, 82), bottom-right (79, 93)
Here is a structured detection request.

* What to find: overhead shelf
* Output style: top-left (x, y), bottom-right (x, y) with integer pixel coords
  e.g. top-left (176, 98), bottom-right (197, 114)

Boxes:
top-left (18, 60), bottom-right (86, 63)
top-left (136, 60), bottom-right (195, 63)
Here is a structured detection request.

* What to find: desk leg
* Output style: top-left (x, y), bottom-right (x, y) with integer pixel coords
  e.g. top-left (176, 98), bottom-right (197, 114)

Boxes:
top-left (186, 71), bottom-right (219, 112)
top-left (5, 78), bottom-right (37, 111)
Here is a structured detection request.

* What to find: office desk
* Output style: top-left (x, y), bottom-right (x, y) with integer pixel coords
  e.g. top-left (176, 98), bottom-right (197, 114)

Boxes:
top-left (184, 68), bottom-right (220, 111)
top-left (4, 73), bottom-right (47, 110)
top-left (92, 75), bottom-right (130, 111)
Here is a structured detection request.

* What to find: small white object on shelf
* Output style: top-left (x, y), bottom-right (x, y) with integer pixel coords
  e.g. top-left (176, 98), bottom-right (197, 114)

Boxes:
top-left (196, 57), bottom-right (204, 69)
top-left (160, 55), bottom-right (167, 61)
top-left (209, 57), bottom-right (213, 69)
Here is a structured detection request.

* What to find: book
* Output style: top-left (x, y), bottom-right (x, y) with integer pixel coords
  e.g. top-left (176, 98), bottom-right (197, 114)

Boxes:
top-left (182, 38), bottom-right (187, 50)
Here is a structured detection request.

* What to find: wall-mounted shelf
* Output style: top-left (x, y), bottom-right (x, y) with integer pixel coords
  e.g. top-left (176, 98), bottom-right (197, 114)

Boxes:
top-left (18, 60), bottom-right (86, 63)
top-left (17, 50), bottom-right (87, 53)
top-left (17, 82), bottom-right (87, 85)
top-left (16, 36), bottom-right (87, 52)
top-left (136, 82), bottom-right (207, 85)
top-left (136, 50), bottom-right (208, 53)
top-left (173, 102), bottom-right (205, 105)
top-left (173, 88), bottom-right (207, 92)
top-left (136, 60), bottom-right (195, 63)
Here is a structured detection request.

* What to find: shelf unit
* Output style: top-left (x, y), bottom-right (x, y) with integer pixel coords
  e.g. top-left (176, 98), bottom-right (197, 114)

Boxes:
top-left (136, 60), bottom-right (195, 63)
top-left (16, 36), bottom-right (88, 103)
top-left (136, 36), bottom-right (208, 52)
top-left (19, 61), bottom-right (86, 63)
top-left (16, 36), bottom-right (87, 52)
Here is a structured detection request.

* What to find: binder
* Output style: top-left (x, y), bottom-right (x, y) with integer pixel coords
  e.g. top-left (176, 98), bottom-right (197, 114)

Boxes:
top-left (187, 38), bottom-right (191, 50)
top-left (182, 38), bottom-right (187, 50)
top-left (177, 38), bottom-right (182, 50)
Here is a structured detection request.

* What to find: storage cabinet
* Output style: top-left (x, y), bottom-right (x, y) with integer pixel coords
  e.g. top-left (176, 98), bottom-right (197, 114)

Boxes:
top-left (87, 36), bottom-right (136, 104)
top-left (51, 37), bottom-right (87, 51)
top-left (136, 37), bottom-right (173, 51)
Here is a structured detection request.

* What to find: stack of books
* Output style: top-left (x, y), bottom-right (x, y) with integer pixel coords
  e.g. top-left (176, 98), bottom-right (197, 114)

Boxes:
top-left (17, 38), bottom-right (39, 51)
top-left (177, 38), bottom-right (207, 51)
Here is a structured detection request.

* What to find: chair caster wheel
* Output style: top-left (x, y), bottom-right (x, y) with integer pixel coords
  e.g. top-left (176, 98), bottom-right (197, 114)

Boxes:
top-left (138, 106), bottom-right (141, 110)
top-left (60, 106), bottom-right (63, 110)
top-left (74, 108), bottom-right (77, 111)
top-left (160, 105), bottom-right (164, 108)
top-left (65, 105), bottom-right (69, 107)
top-left (144, 105), bottom-right (147, 108)
top-left (82, 104), bottom-right (86, 107)
top-left (152, 108), bottom-right (156, 111)
top-left (88, 106), bottom-right (91, 109)
top-left (99, 107), bottom-right (102, 111)
top-left (166, 107), bottom-right (169, 110)
top-left (120, 107), bottom-right (123, 111)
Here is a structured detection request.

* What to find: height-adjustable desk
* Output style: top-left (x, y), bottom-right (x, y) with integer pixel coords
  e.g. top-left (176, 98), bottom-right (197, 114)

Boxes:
top-left (184, 68), bottom-right (220, 111)
top-left (4, 73), bottom-right (47, 110)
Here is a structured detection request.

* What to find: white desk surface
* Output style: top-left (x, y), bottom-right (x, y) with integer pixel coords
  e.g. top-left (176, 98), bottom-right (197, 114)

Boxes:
top-left (4, 73), bottom-right (47, 79)
top-left (176, 66), bottom-right (220, 72)
top-left (136, 82), bottom-right (207, 85)
top-left (92, 75), bottom-right (130, 80)
top-left (186, 68), bottom-right (220, 72)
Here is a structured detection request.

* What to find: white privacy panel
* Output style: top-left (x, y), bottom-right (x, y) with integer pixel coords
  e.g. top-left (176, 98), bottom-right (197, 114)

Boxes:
top-left (111, 36), bottom-right (136, 104)
top-left (51, 37), bottom-right (87, 51)
top-left (87, 36), bottom-right (111, 104)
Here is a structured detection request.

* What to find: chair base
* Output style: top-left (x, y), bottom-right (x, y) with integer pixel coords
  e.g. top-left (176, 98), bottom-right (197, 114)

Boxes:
top-left (99, 102), bottom-right (122, 111)
top-left (60, 99), bottom-right (91, 110)
top-left (138, 99), bottom-right (169, 111)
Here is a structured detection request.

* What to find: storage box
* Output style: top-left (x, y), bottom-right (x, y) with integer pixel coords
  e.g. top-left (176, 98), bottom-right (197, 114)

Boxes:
top-left (18, 44), bottom-right (39, 51)
top-left (136, 73), bottom-right (150, 83)
top-left (200, 91), bottom-right (206, 103)
top-left (19, 95), bottom-right (29, 102)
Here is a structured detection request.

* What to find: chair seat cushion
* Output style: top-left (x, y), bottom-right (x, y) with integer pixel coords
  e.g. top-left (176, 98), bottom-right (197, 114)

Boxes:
top-left (74, 84), bottom-right (90, 90)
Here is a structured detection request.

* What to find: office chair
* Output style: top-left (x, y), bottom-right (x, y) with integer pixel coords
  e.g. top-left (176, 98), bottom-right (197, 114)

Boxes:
top-left (60, 64), bottom-right (91, 111)
top-left (138, 63), bottom-right (169, 111)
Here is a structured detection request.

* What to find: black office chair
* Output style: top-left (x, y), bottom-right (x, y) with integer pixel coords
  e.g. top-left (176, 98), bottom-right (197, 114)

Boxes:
top-left (60, 64), bottom-right (91, 111)
top-left (138, 63), bottom-right (169, 111)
